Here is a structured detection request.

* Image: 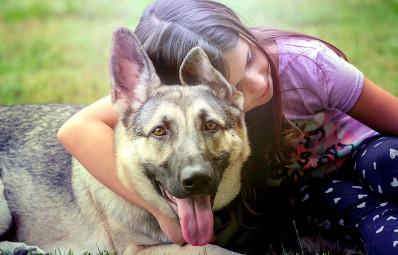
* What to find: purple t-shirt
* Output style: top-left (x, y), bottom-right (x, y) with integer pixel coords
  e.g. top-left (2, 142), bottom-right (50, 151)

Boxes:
top-left (266, 39), bottom-right (378, 186)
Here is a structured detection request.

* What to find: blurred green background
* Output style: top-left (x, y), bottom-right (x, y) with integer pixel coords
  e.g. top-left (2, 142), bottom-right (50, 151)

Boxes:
top-left (1, 0), bottom-right (397, 106)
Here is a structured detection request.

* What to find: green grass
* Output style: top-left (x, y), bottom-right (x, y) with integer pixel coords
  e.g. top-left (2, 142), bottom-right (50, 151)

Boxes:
top-left (0, 0), bottom-right (152, 105)
top-left (0, 0), bottom-right (397, 106)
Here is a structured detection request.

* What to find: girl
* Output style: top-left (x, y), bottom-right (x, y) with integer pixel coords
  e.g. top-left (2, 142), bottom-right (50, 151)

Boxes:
top-left (58, 0), bottom-right (398, 253)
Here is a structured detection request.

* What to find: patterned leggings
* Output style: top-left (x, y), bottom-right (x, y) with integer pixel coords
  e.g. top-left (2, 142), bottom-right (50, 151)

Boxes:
top-left (302, 135), bottom-right (398, 255)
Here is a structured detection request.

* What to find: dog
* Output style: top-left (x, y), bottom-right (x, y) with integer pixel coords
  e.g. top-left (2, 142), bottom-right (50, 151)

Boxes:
top-left (0, 27), bottom-right (250, 254)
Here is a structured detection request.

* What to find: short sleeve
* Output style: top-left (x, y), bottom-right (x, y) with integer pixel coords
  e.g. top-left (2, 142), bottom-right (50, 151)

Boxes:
top-left (315, 42), bottom-right (364, 112)
top-left (278, 39), bottom-right (364, 118)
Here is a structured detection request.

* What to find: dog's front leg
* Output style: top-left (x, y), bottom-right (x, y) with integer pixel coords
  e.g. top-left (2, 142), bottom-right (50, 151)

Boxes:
top-left (106, 217), bottom-right (163, 254)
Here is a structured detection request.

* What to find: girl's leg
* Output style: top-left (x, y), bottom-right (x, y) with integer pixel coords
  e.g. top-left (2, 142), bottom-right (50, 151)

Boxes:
top-left (351, 135), bottom-right (398, 254)
top-left (310, 177), bottom-right (398, 255)
top-left (352, 135), bottom-right (398, 200)
top-left (306, 135), bottom-right (398, 254)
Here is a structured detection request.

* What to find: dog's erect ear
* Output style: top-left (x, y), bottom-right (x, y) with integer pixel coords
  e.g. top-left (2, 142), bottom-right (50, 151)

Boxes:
top-left (179, 47), bottom-right (244, 109)
top-left (109, 27), bottom-right (161, 113)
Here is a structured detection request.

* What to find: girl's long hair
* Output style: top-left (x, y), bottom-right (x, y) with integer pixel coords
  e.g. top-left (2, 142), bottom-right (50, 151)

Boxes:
top-left (134, 0), bottom-right (346, 222)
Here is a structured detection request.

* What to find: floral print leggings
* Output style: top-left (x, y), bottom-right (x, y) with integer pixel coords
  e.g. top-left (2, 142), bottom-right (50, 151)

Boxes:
top-left (301, 135), bottom-right (398, 255)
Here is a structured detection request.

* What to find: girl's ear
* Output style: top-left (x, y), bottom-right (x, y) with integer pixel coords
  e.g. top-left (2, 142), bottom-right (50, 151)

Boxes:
top-left (109, 27), bottom-right (161, 114)
top-left (179, 47), bottom-right (244, 109)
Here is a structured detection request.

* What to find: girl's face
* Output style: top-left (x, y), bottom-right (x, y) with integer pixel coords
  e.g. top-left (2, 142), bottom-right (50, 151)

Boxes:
top-left (223, 37), bottom-right (273, 112)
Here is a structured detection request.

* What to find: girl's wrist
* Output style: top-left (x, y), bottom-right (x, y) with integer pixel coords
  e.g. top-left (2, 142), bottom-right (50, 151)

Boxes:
top-left (149, 206), bottom-right (173, 221)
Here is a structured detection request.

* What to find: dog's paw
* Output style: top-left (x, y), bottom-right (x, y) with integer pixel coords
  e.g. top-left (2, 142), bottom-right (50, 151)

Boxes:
top-left (13, 246), bottom-right (48, 255)
top-left (12, 246), bottom-right (48, 255)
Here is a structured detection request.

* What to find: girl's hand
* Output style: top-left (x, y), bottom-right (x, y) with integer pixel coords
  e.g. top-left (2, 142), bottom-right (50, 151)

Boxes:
top-left (154, 212), bottom-right (186, 246)
top-left (155, 211), bottom-right (217, 246)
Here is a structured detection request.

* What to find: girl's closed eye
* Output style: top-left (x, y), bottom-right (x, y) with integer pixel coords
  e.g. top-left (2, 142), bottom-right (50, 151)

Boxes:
top-left (233, 46), bottom-right (256, 92)
top-left (247, 48), bottom-right (256, 67)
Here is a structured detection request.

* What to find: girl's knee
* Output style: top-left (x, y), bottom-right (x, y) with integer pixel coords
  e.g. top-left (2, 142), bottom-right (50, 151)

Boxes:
top-left (353, 136), bottom-right (398, 166)
top-left (352, 136), bottom-right (398, 198)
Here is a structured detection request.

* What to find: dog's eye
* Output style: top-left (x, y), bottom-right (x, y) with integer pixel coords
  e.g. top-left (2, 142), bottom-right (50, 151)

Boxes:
top-left (205, 121), bottom-right (218, 131)
top-left (152, 127), bottom-right (167, 136)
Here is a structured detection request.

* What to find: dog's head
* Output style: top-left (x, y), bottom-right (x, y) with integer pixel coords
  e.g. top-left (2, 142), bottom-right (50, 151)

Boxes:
top-left (109, 27), bottom-right (250, 246)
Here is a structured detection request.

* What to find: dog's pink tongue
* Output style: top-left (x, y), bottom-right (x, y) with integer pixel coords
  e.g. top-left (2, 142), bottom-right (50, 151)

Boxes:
top-left (175, 195), bottom-right (213, 246)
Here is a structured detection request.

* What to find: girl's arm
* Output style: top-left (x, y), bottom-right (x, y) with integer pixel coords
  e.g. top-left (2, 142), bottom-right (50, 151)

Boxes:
top-left (347, 76), bottom-right (398, 136)
top-left (57, 96), bottom-right (185, 246)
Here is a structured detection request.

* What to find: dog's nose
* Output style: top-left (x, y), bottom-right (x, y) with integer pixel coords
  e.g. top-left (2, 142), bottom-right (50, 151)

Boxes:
top-left (180, 165), bottom-right (212, 193)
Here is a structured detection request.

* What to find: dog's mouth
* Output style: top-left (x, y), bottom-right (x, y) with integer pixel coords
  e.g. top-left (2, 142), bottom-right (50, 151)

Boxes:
top-left (158, 183), bottom-right (215, 246)
top-left (159, 184), bottom-right (178, 212)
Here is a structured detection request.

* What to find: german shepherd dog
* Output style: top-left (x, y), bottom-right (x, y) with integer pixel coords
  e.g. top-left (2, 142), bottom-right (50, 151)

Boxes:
top-left (0, 27), bottom-right (250, 254)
